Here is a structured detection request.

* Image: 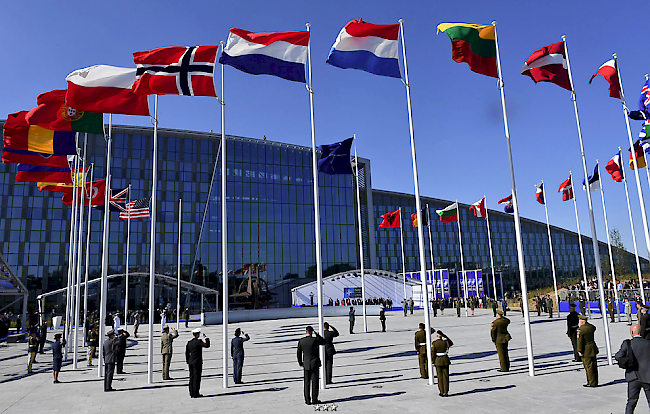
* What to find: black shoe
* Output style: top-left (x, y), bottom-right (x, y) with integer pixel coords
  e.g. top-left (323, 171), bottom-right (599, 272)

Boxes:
top-left (104, 388), bottom-right (115, 392)
top-left (439, 393), bottom-right (443, 396)
top-left (305, 401), bottom-right (311, 405)
top-left (197, 394), bottom-right (204, 398)
top-left (582, 384), bottom-right (593, 388)
top-left (444, 393), bottom-right (449, 397)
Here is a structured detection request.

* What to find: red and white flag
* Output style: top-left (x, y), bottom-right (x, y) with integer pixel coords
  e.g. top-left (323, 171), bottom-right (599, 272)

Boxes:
top-left (521, 41), bottom-right (571, 91)
top-left (558, 174), bottom-right (574, 201)
top-left (589, 59), bottom-right (621, 99)
top-left (469, 197), bottom-right (486, 218)
top-left (132, 46), bottom-right (219, 96)
top-left (66, 65), bottom-right (150, 116)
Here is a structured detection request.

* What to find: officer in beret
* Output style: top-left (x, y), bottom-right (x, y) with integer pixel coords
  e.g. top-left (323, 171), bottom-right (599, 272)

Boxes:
top-left (577, 315), bottom-right (599, 387)
top-left (566, 303), bottom-right (581, 362)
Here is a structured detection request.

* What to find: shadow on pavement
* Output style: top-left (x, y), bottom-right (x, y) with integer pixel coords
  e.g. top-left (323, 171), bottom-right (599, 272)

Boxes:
top-left (449, 384), bottom-right (516, 396)
top-left (204, 386), bottom-right (287, 398)
top-left (327, 391), bottom-right (406, 403)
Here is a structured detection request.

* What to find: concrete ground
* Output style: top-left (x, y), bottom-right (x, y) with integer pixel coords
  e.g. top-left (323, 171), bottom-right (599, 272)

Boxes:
top-left (0, 308), bottom-right (640, 414)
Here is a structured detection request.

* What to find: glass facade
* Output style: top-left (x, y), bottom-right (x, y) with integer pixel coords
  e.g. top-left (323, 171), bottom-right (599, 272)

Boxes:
top-left (0, 124), bottom-right (646, 309)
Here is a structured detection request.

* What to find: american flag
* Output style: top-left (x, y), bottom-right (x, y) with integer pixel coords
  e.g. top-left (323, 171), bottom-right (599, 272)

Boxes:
top-left (119, 197), bottom-right (151, 220)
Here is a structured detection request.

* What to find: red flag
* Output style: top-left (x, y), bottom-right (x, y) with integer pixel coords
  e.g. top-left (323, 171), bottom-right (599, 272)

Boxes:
top-left (469, 197), bottom-right (486, 218)
top-left (132, 46), bottom-right (219, 96)
top-left (558, 175), bottom-right (574, 201)
top-left (521, 41), bottom-right (571, 91)
top-left (379, 210), bottom-right (401, 228)
top-left (2, 148), bottom-right (70, 166)
top-left (588, 59), bottom-right (621, 99)
top-left (605, 151), bottom-right (623, 182)
top-left (62, 179), bottom-right (107, 206)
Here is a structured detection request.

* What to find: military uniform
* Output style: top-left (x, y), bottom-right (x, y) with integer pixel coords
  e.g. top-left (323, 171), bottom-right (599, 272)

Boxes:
top-left (640, 307), bottom-right (650, 340)
top-left (576, 317), bottom-right (599, 387)
top-left (608, 298), bottom-right (615, 323)
top-left (566, 305), bottom-right (581, 362)
top-left (490, 312), bottom-right (511, 372)
top-left (579, 298), bottom-right (587, 316)
top-left (414, 329), bottom-right (428, 379)
top-left (456, 299), bottom-right (461, 317)
top-left (547, 297), bottom-right (554, 318)
top-left (88, 329), bottom-right (98, 366)
top-left (161, 328), bottom-right (179, 380)
top-left (432, 337), bottom-right (451, 396)
top-left (27, 334), bottom-right (39, 373)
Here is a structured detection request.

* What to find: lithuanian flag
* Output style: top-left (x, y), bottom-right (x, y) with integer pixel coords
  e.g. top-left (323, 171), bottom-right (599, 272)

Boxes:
top-left (437, 23), bottom-right (497, 78)
top-left (436, 203), bottom-right (458, 223)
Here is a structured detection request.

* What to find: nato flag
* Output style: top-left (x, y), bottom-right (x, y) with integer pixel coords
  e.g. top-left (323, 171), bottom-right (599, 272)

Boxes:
top-left (318, 137), bottom-right (354, 174)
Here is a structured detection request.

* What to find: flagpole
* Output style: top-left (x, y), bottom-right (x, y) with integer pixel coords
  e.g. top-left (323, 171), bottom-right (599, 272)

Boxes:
top-left (493, 21), bottom-right (534, 376)
top-left (484, 196), bottom-right (498, 301)
top-left (570, 173), bottom-right (590, 302)
top-left (69, 150), bottom-right (81, 358)
top-left (563, 36), bottom-right (612, 365)
top-left (98, 114), bottom-right (113, 378)
top-left (399, 207), bottom-right (406, 300)
top-left (540, 181), bottom-right (560, 318)
top-left (620, 147), bottom-right (646, 303)
top-left (616, 57), bottom-right (649, 304)
top-left (82, 163), bottom-right (94, 347)
top-left (177, 198), bottom-right (181, 331)
top-left (398, 19), bottom-right (433, 386)
top-left (305, 23), bottom-right (326, 390)
top-left (73, 132), bottom-right (88, 368)
top-left (456, 200), bottom-right (468, 317)
top-left (353, 136), bottom-right (367, 332)
top-left (220, 41), bottom-right (230, 389)
top-left (124, 185), bottom-right (131, 333)
top-left (597, 161), bottom-right (620, 322)
top-left (147, 95), bottom-right (159, 384)
top-left (65, 145), bottom-right (80, 360)
top-left (426, 204), bottom-right (437, 300)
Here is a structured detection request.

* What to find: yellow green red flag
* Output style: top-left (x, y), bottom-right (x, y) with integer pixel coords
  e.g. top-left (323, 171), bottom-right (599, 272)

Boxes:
top-left (437, 23), bottom-right (497, 78)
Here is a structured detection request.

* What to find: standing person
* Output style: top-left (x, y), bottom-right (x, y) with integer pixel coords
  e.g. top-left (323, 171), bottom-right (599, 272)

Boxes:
top-left (491, 310), bottom-right (511, 372)
top-left (379, 307), bottom-right (386, 332)
top-left (492, 299), bottom-right (497, 317)
top-left (348, 307), bottom-right (355, 334)
top-left (184, 308), bottom-right (190, 328)
top-left (625, 299), bottom-right (633, 326)
top-left (38, 323), bottom-right (47, 354)
top-left (577, 315), bottom-right (599, 387)
top-left (88, 325), bottom-right (98, 366)
top-left (432, 330), bottom-right (453, 397)
top-left (409, 297), bottom-right (414, 315)
top-left (185, 327), bottom-right (210, 398)
top-left (415, 323), bottom-right (428, 379)
top-left (518, 297), bottom-right (524, 318)
top-left (455, 298), bottom-right (461, 317)
top-left (114, 328), bottom-right (130, 374)
top-left (161, 326), bottom-right (179, 380)
top-left (615, 324), bottom-right (650, 414)
top-left (51, 333), bottom-right (65, 383)
top-left (402, 299), bottom-right (408, 317)
top-left (579, 296), bottom-right (587, 316)
top-left (231, 328), bottom-right (249, 384)
top-left (296, 326), bottom-right (325, 405)
top-left (501, 298), bottom-right (507, 316)
top-left (431, 299), bottom-right (438, 318)
top-left (566, 303), bottom-right (581, 362)
top-left (27, 330), bottom-right (39, 374)
top-left (548, 295), bottom-right (554, 318)
top-left (323, 322), bottom-right (339, 385)
top-left (103, 329), bottom-right (116, 392)
top-left (608, 297), bottom-right (616, 323)
top-left (469, 297), bottom-right (475, 316)
top-left (639, 305), bottom-right (650, 340)
top-left (133, 311), bottom-right (140, 338)
top-left (161, 309), bottom-right (167, 333)
top-left (113, 313), bottom-right (121, 333)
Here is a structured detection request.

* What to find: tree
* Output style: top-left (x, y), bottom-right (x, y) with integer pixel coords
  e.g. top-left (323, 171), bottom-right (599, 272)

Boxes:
top-left (602, 229), bottom-right (628, 281)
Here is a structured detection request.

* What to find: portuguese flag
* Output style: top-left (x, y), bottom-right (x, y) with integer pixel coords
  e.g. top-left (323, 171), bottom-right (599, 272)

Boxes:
top-left (436, 203), bottom-right (458, 223)
top-left (437, 23), bottom-right (497, 78)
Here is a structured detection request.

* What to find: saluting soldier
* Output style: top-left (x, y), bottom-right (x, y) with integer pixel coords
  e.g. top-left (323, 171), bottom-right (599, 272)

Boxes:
top-left (566, 303), bottom-right (581, 362)
top-left (88, 325), bottom-right (98, 366)
top-left (432, 330), bottom-right (453, 397)
top-left (27, 330), bottom-right (39, 374)
top-left (490, 310), bottom-right (511, 372)
top-left (639, 305), bottom-right (650, 339)
top-left (414, 323), bottom-right (428, 379)
top-left (576, 315), bottom-right (599, 387)
top-left (185, 327), bottom-right (210, 398)
top-left (455, 298), bottom-right (461, 318)
top-left (161, 326), bottom-right (179, 380)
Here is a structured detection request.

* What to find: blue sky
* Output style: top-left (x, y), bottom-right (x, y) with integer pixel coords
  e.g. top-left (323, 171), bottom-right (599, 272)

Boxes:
top-left (1, 1), bottom-right (649, 258)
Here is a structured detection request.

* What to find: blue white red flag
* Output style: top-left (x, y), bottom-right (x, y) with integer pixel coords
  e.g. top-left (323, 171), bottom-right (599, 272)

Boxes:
top-left (219, 28), bottom-right (309, 83)
top-left (498, 194), bottom-right (513, 213)
top-left (326, 19), bottom-right (401, 78)
top-left (534, 183), bottom-right (545, 205)
top-left (605, 151), bottom-right (624, 182)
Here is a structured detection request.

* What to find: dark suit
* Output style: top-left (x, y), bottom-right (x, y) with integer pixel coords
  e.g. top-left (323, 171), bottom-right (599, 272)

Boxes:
top-left (348, 309), bottom-right (355, 334)
top-left (38, 325), bottom-right (47, 353)
top-left (566, 310), bottom-right (581, 361)
top-left (297, 333), bottom-right (325, 404)
top-left (615, 336), bottom-right (650, 414)
top-left (640, 312), bottom-right (650, 340)
top-left (323, 327), bottom-right (339, 384)
top-left (231, 334), bottom-right (249, 384)
top-left (185, 337), bottom-right (210, 397)
top-left (102, 337), bottom-right (116, 391)
top-left (114, 331), bottom-right (130, 374)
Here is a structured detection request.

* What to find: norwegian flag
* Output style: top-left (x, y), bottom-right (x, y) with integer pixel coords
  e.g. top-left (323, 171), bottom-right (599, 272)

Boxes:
top-left (558, 175), bottom-right (574, 201)
top-left (132, 46), bottom-right (219, 96)
top-left (120, 197), bottom-right (151, 220)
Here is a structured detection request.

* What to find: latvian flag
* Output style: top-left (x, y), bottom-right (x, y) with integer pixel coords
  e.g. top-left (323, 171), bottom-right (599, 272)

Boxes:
top-left (521, 41), bottom-right (571, 91)
top-left (436, 203), bottom-right (458, 223)
top-left (498, 195), bottom-right (514, 213)
top-left (605, 151), bottom-right (624, 182)
top-left (558, 175), bottom-right (574, 201)
top-left (469, 197), bottom-right (486, 218)
top-left (534, 182), bottom-right (545, 205)
top-left (120, 197), bottom-right (151, 220)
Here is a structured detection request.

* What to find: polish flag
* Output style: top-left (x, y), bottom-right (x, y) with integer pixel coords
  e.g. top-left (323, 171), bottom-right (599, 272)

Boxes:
top-left (66, 65), bottom-right (150, 116)
top-left (589, 59), bottom-right (621, 99)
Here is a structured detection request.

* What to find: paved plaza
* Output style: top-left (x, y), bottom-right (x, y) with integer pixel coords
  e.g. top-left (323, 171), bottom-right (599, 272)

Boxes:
top-left (0, 309), bottom-right (640, 413)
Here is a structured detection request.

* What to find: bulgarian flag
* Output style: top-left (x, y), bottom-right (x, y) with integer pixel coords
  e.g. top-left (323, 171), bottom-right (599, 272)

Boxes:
top-left (436, 203), bottom-right (458, 223)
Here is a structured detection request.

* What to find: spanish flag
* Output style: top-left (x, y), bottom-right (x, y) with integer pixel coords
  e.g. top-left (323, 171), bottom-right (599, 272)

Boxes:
top-left (3, 111), bottom-right (76, 155)
top-left (630, 141), bottom-right (647, 170)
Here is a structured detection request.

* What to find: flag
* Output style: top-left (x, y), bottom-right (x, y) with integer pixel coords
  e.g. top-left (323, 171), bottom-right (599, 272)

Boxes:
top-left (436, 23), bottom-right (497, 78)
top-left (25, 90), bottom-right (103, 134)
top-left (66, 65), bottom-right (150, 116)
top-left (582, 162), bottom-right (600, 192)
top-left (132, 46), bottom-right (219, 96)
top-left (605, 151), bottom-right (624, 182)
top-left (119, 197), bottom-right (151, 220)
top-left (498, 195), bottom-right (514, 213)
top-left (379, 209), bottom-right (401, 228)
top-left (3, 111), bottom-right (76, 155)
top-left (108, 187), bottom-right (129, 212)
top-left (39, 182), bottom-right (74, 194)
top-left (558, 175), bottom-right (574, 201)
top-left (521, 42), bottom-right (571, 91)
top-left (411, 208), bottom-right (427, 227)
top-left (326, 19), bottom-right (401, 78)
top-left (469, 197), bottom-right (486, 218)
top-left (534, 182), bottom-right (545, 205)
top-left (2, 148), bottom-right (69, 166)
top-left (15, 164), bottom-right (72, 184)
top-left (219, 28), bottom-right (309, 83)
top-left (62, 179), bottom-right (107, 206)
top-left (436, 203), bottom-right (459, 223)
top-left (630, 140), bottom-right (647, 170)
top-left (588, 59), bottom-right (621, 99)
top-left (317, 137), bottom-right (353, 174)
top-left (629, 79), bottom-right (650, 121)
